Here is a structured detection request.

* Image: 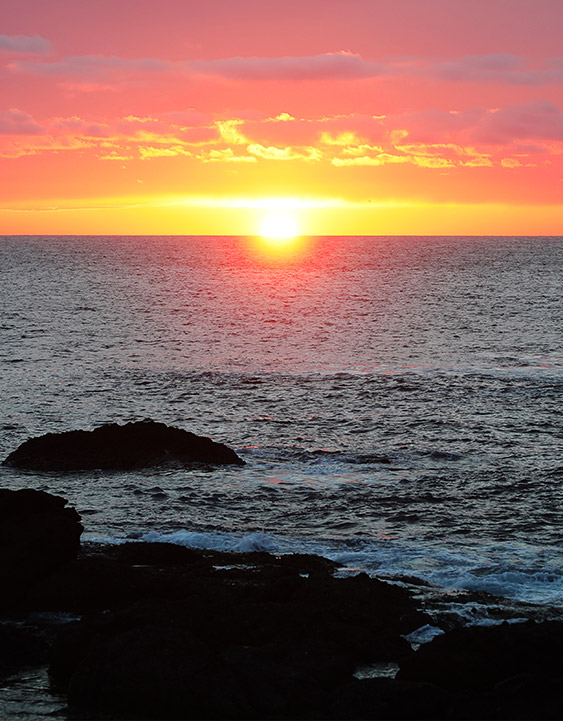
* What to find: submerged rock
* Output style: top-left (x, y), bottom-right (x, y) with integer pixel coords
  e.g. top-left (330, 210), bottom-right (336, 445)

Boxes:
top-left (2, 419), bottom-right (245, 470)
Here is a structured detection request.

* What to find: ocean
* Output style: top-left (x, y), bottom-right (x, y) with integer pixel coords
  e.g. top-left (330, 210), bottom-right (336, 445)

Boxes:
top-left (1, 234), bottom-right (562, 618)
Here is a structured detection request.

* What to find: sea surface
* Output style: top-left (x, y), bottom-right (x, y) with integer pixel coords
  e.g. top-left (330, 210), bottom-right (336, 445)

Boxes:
top-left (1, 234), bottom-right (562, 618)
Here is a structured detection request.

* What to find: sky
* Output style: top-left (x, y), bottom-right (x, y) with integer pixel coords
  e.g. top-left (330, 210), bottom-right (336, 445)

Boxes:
top-left (1, 0), bottom-right (563, 235)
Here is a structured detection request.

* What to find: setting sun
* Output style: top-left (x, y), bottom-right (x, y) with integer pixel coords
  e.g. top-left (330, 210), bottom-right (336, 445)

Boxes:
top-left (259, 212), bottom-right (299, 240)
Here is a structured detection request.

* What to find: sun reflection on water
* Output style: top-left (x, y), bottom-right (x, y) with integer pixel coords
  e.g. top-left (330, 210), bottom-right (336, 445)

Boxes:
top-left (246, 233), bottom-right (311, 261)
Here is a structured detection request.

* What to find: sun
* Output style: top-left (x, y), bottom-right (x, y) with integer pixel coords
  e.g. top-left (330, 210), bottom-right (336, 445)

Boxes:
top-left (259, 211), bottom-right (299, 240)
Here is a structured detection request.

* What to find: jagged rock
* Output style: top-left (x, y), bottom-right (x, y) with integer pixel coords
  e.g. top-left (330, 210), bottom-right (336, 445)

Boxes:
top-left (2, 419), bottom-right (245, 470)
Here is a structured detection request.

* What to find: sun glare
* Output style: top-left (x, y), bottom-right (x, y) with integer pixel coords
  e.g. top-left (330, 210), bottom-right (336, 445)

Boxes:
top-left (259, 212), bottom-right (299, 240)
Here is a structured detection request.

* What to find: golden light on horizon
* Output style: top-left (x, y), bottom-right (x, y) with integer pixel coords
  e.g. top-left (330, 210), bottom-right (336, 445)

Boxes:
top-left (259, 211), bottom-right (299, 241)
top-left (2, 193), bottom-right (562, 236)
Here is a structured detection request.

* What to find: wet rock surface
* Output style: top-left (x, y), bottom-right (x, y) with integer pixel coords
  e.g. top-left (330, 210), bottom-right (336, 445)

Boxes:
top-left (2, 419), bottom-right (245, 470)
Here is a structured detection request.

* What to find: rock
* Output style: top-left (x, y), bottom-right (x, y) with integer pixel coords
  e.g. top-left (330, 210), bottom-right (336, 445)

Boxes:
top-left (66, 624), bottom-right (212, 719)
top-left (2, 419), bottom-right (245, 470)
top-left (48, 547), bottom-right (429, 718)
top-left (326, 677), bottom-right (451, 720)
top-left (0, 488), bottom-right (83, 609)
top-left (0, 624), bottom-right (52, 680)
top-left (488, 672), bottom-right (563, 720)
top-left (63, 627), bottom-right (348, 719)
top-left (28, 543), bottom-right (345, 614)
top-left (397, 620), bottom-right (563, 691)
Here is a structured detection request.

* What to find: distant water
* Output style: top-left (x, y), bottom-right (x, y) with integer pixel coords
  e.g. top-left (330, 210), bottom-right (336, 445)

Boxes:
top-left (1, 235), bottom-right (562, 613)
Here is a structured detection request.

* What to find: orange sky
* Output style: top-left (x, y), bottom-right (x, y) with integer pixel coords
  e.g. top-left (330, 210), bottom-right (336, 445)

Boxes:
top-left (1, 0), bottom-right (563, 235)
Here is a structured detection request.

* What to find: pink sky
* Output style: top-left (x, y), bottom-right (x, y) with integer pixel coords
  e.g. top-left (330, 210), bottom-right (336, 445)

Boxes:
top-left (2, 0), bottom-right (563, 234)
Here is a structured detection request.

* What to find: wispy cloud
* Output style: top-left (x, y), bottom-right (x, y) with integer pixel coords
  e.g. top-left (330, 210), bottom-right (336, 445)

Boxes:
top-left (471, 100), bottom-right (563, 144)
top-left (430, 54), bottom-right (563, 86)
top-left (247, 143), bottom-right (321, 161)
top-left (0, 108), bottom-right (44, 135)
top-left (0, 34), bottom-right (51, 55)
top-left (11, 50), bottom-right (563, 88)
top-left (198, 148), bottom-right (257, 163)
top-left (188, 51), bottom-right (384, 81)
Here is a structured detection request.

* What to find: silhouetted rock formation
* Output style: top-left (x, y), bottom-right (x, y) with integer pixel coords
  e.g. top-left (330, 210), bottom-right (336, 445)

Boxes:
top-left (2, 419), bottom-right (245, 470)
top-left (4, 488), bottom-right (563, 719)
top-left (0, 488), bottom-right (83, 610)
top-left (0, 624), bottom-right (52, 681)
top-left (397, 620), bottom-right (563, 719)
top-left (48, 543), bottom-right (427, 719)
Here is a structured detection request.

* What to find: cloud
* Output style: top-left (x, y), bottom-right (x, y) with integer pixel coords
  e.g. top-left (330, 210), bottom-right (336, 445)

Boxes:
top-left (59, 82), bottom-right (118, 95)
top-left (216, 120), bottom-right (248, 144)
top-left (270, 113), bottom-right (295, 122)
top-left (11, 49), bottom-right (563, 90)
top-left (381, 101), bottom-right (563, 147)
top-left (501, 158), bottom-right (522, 168)
top-left (0, 133), bottom-right (92, 158)
top-left (397, 143), bottom-right (493, 167)
top-left (198, 148), bottom-right (257, 163)
top-left (139, 145), bottom-right (192, 159)
top-left (12, 55), bottom-right (169, 80)
top-left (0, 108), bottom-right (44, 135)
top-left (332, 153), bottom-right (409, 167)
top-left (189, 51), bottom-right (384, 81)
top-left (240, 114), bottom-right (388, 150)
top-left (432, 54), bottom-right (532, 84)
top-left (427, 54), bottom-right (563, 86)
top-left (0, 34), bottom-right (51, 55)
top-left (386, 108), bottom-right (483, 144)
top-left (472, 100), bottom-right (563, 144)
top-left (320, 131), bottom-right (367, 146)
top-left (99, 151), bottom-right (134, 161)
top-left (2, 100), bottom-right (561, 172)
top-left (247, 143), bottom-right (321, 161)
top-left (12, 51), bottom-right (383, 85)
top-left (411, 156), bottom-right (455, 168)
top-left (110, 115), bottom-right (217, 146)
top-left (52, 116), bottom-right (110, 137)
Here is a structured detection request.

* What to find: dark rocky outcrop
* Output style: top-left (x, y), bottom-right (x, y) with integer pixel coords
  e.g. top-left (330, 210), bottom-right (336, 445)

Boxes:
top-left (0, 624), bottom-right (53, 680)
top-left (0, 488), bottom-right (83, 610)
top-left (2, 419), bottom-right (245, 470)
top-left (397, 621), bottom-right (563, 690)
top-left (5, 488), bottom-right (563, 719)
top-left (47, 543), bottom-right (428, 719)
top-left (325, 677), bottom-right (451, 720)
top-left (397, 621), bottom-right (563, 719)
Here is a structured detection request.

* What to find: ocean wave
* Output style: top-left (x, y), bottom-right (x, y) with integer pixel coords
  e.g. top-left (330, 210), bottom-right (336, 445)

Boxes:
top-left (84, 528), bottom-right (563, 608)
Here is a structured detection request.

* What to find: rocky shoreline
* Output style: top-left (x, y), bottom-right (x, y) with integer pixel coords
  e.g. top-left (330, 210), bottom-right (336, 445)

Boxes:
top-left (2, 487), bottom-right (563, 719)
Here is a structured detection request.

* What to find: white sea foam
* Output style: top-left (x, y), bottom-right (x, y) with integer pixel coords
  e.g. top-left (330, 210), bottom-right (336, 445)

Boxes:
top-left (403, 624), bottom-right (445, 645)
top-left (84, 528), bottom-right (563, 608)
top-left (130, 529), bottom-right (287, 554)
